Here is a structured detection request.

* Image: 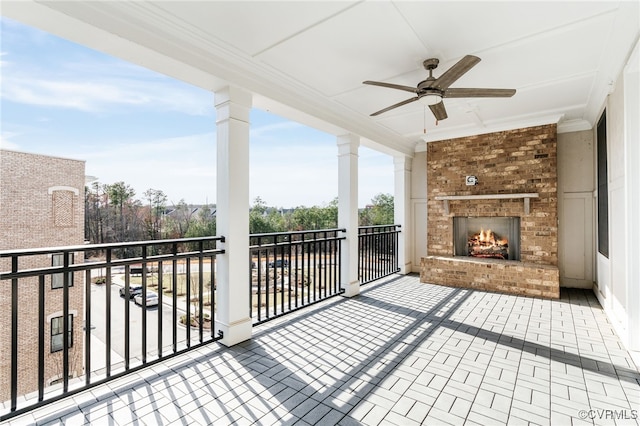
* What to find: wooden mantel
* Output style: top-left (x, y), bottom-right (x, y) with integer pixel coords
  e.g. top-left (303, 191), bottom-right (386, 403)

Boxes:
top-left (434, 193), bottom-right (539, 215)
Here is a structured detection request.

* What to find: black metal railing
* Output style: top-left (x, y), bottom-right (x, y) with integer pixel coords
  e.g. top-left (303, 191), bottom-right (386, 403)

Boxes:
top-left (358, 225), bottom-right (401, 284)
top-left (249, 229), bottom-right (346, 325)
top-left (0, 236), bottom-right (224, 421)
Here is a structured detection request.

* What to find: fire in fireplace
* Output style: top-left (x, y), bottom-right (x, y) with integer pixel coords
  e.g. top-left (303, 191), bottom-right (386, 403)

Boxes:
top-left (453, 217), bottom-right (520, 261)
top-left (467, 228), bottom-right (509, 259)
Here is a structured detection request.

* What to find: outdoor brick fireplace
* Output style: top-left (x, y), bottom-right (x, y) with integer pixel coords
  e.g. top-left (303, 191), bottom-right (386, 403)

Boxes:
top-left (421, 124), bottom-right (559, 298)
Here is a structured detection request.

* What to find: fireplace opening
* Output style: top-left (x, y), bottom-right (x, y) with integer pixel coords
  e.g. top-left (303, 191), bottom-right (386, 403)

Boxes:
top-left (453, 217), bottom-right (520, 261)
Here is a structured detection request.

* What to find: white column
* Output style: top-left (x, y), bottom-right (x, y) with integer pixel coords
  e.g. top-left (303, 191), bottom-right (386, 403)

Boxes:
top-left (337, 134), bottom-right (360, 297)
top-left (624, 44), bottom-right (640, 352)
top-left (214, 86), bottom-right (252, 346)
top-left (394, 155), bottom-right (412, 274)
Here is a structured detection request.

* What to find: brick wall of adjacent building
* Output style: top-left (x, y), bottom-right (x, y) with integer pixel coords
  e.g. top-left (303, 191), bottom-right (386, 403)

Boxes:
top-left (0, 149), bottom-right (85, 402)
top-left (421, 124), bottom-right (560, 298)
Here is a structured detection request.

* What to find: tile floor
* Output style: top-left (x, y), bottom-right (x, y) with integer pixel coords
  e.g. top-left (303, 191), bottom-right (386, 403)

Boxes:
top-left (5, 274), bottom-right (640, 425)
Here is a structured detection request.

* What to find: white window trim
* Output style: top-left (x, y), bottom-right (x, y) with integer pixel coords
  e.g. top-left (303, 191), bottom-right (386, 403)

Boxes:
top-left (47, 186), bottom-right (79, 195)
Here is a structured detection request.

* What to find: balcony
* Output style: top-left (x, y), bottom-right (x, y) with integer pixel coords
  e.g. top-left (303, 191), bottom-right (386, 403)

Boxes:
top-left (0, 227), bottom-right (403, 422)
top-left (2, 230), bottom-right (639, 424)
top-left (2, 273), bottom-right (639, 424)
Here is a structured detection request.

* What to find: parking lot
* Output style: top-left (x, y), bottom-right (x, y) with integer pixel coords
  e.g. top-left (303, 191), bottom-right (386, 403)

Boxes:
top-left (89, 278), bottom-right (191, 370)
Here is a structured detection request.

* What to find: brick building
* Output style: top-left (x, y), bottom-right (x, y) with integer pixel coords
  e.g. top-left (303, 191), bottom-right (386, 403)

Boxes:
top-left (0, 149), bottom-right (85, 401)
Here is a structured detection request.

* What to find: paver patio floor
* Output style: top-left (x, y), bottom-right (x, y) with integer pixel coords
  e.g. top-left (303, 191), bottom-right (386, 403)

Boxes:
top-left (6, 274), bottom-right (639, 425)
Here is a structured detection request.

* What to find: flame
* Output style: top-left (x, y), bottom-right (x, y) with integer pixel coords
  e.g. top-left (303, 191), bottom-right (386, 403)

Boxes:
top-left (471, 228), bottom-right (508, 247)
top-left (478, 228), bottom-right (496, 245)
top-left (468, 226), bottom-right (509, 259)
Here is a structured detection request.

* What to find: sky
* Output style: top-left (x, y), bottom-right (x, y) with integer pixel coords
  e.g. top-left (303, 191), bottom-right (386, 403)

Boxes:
top-left (0, 16), bottom-right (393, 208)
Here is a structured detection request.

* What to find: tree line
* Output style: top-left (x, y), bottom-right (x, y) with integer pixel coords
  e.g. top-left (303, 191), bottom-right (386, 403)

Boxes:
top-left (84, 181), bottom-right (394, 244)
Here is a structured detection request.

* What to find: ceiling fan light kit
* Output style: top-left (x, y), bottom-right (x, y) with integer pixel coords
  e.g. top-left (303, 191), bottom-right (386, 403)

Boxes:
top-left (363, 55), bottom-right (516, 121)
top-left (418, 94), bottom-right (442, 106)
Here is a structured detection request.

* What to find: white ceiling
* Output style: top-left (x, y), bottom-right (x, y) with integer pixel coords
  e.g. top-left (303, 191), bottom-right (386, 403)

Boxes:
top-left (2, 1), bottom-right (639, 156)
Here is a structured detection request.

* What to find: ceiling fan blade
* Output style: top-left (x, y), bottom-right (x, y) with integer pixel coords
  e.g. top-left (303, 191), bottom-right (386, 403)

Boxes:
top-left (363, 80), bottom-right (417, 94)
top-left (370, 97), bottom-right (419, 116)
top-left (429, 101), bottom-right (448, 121)
top-left (434, 55), bottom-right (481, 90)
top-left (444, 88), bottom-right (516, 98)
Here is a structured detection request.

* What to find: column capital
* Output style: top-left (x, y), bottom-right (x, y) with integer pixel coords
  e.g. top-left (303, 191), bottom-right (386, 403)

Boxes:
top-left (394, 155), bottom-right (412, 172)
top-left (337, 134), bottom-right (360, 155)
top-left (214, 86), bottom-right (252, 123)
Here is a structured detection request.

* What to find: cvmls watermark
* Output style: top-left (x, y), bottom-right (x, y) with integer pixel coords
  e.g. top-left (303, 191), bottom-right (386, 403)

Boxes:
top-left (578, 409), bottom-right (638, 420)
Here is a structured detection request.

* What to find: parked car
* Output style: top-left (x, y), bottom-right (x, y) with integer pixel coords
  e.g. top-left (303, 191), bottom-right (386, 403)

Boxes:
top-left (134, 291), bottom-right (159, 307)
top-left (268, 259), bottom-right (289, 268)
top-left (119, 285), bottom-right (143, 298)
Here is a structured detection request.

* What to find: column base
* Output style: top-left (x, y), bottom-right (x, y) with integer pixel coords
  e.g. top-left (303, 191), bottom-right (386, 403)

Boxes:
top-left (341, 281), bottom-right (360, 297)
top-left (215, 317), bottom-right (252, 347)
top-left (399, 262), bottom-right (412, 275)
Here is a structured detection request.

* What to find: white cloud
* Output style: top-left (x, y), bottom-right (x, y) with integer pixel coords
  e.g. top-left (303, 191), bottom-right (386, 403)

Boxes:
top-left (0, 46), bottom-right (211, 116)
top-left (250, 120), bottom-right (306, 140)
top-left (1, 74), bottom-right (211, 115)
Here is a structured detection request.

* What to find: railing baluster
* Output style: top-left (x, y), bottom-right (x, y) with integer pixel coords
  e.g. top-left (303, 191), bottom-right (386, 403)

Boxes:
top-left (141, 247), bottom-right (147, 364)
top-left (157, 260), bottom-right (163, 358)
top-left (256, 241), bottom-right (262, 322)
top-left (172, 243), bottom-right (178, 354)
top-left (38, 275), bottom-right (45, 401)
top-left (124, 265), bottom-right (130, 370)
top-left (84, 269), bottom-right (91, 386)
top-left (280, 240), bottom-right (285, 315)
top-left (287, 237), bottom-right (292, 311)
top-left (105, 249), bottom-right (112, 377)
top-left (323, 231), bottom-right (328, 298)
top-left (303, 233), bottom-right (307, 305)
top-left (198, 242), bottom-right (204, 344)
top-left (313, 232), bottom-right (317, 302)
top-left (264, 245), bottom-right (268, 318)
top-left (10, 255), bottom-right (17, 412)
top-left (294, 240), bottom-right (299, 308)
top-left (186, 257), bottom-right (191, 347)
top-left (62, 252), bottom-right (70, 393)
top-left (210, 256), bottom-right (215, 339)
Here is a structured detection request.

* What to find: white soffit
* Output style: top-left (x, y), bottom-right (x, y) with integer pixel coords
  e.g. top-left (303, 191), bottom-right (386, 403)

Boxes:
top-left (148, 1), bottom-right (357, 57)
top-left (256, 1), bottom-right (427, 97)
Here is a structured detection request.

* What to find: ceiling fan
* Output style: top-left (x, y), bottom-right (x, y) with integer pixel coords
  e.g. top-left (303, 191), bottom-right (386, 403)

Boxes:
top-left (363, 55), bottom-right (516, 120)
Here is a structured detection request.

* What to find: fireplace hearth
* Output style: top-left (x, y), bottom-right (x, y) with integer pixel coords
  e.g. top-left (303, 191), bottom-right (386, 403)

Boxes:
top-left (453, 217), bottom-right (520, 261)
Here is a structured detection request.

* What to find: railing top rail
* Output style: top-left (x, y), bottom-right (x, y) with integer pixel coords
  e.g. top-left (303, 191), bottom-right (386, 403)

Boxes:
top-left (249, 228), bottom-right (346, 239)
top-left (0, 248), bottom-right (225, 280)
top-left (358, 224), bottom-right (402, 231)
top-left (0, 236), bottom-right (225, 258)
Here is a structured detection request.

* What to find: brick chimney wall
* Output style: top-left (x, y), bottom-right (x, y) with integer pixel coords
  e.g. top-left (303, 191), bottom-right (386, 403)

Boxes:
top-left (421, 124), bottom-right (559, 298)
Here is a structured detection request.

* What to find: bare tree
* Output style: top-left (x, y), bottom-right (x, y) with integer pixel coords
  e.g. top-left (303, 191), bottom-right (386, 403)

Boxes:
top-left (168, 199), bottom-right (196, 238)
